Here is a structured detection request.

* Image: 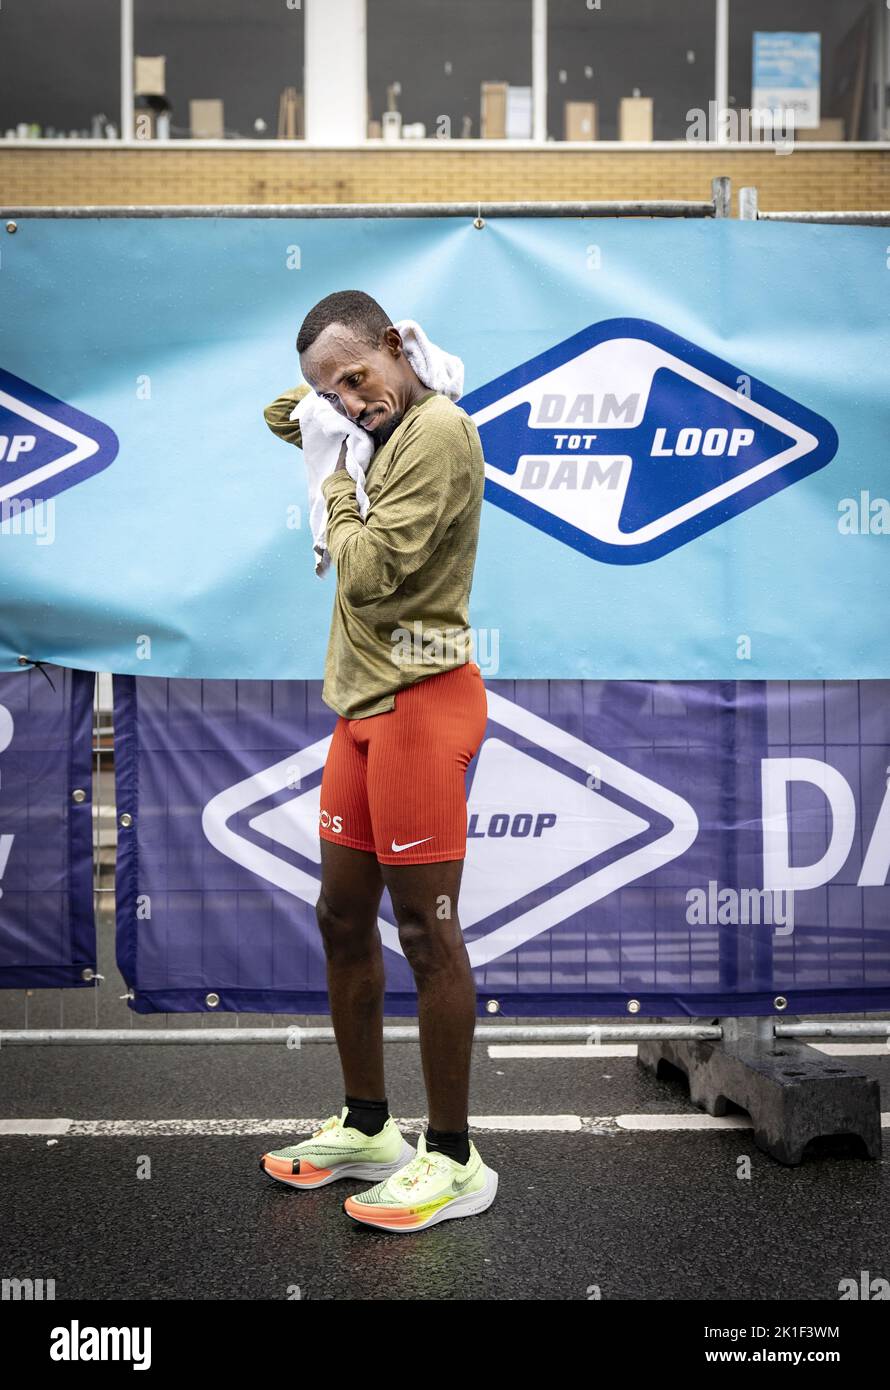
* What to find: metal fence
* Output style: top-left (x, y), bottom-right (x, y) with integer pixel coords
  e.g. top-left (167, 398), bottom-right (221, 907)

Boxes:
top-left (2, 177), bottom-right (731, 221)
top-left (2, 176), bottom-right (888, 1045)
top-left (739, 185), bottom-right (890, 225)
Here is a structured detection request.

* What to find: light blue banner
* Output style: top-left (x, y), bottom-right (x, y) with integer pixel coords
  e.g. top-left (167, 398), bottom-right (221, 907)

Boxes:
top-left (0, 216), bottom-right (887, 679)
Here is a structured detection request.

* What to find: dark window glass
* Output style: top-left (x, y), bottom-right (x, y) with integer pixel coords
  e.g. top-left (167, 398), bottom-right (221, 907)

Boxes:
top-left (368, 0), bottom-right (533, 139)
top-left (728, 0), bottom-right (877, 142)
top-left (134, 0), bottom-right (304, 140)
top-left (548, 0), bottom-right (716, 141)
top-left (0, 0), bottom-right (120, 138)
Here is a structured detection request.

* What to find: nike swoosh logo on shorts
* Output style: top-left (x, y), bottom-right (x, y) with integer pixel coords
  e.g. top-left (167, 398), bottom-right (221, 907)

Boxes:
top-left (390, 836), bottom-right (435, 853)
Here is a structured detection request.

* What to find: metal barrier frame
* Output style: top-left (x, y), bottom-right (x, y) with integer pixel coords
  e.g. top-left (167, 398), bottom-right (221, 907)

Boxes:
top-left (3, 176), bottom-right (888, 1046)
top-left (739, 186), bottom-right (890, 225)
top-left (2, 179), bottom-right (731, 220)
top-left (2, 1022), bottom-right (889, 1045)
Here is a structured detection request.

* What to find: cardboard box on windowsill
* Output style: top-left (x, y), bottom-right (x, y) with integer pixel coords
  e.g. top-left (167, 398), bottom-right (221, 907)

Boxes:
top-left (565, 101), bottom-right (598, 141)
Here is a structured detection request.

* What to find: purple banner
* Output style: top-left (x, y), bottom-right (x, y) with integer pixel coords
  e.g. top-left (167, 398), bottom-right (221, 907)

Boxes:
top-left (0, 665), bottom-right (96, 986)
top-left (112, 675), bottom-right (890, 1017)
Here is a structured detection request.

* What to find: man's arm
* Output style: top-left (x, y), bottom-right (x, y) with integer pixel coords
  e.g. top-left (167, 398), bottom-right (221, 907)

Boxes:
top-left (321, 409), bottom-right (472, 608)
top-left (263, 383), bottom-right (312, 448)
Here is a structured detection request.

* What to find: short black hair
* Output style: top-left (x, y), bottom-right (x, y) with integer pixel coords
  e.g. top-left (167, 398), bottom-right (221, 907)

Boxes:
top-left (296, 289), bottom-right (392, 357)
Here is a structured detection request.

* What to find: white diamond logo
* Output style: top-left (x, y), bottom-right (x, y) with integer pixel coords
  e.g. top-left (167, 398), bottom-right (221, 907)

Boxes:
top-left (202, 691), bottom-right (698, 967)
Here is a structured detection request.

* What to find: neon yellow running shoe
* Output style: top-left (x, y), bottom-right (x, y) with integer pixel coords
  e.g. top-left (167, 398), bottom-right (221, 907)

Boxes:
top-left (342, 1130), bottom-right (498, 1232)
top-left (260, 1107), bottom-right (414, 1190)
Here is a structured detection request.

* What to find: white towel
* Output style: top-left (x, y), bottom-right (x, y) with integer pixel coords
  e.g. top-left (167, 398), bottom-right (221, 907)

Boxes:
top-left (291, 319), bottom-right (464, 576)
top-left (292, 393), bottom-right (373, 578)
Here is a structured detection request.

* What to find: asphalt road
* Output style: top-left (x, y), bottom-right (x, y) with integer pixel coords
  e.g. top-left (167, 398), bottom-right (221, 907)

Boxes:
top-left (2, 899), bottom-right (889, 1302)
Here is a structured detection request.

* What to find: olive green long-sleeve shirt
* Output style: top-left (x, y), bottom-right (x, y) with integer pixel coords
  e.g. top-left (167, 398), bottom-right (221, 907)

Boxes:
top-left (263, 383), bottom-right (485, 719)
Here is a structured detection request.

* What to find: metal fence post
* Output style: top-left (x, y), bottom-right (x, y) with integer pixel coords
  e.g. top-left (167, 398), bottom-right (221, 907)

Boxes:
top-left (739, 186), bottom-right (759, 220)
top-left (712, 175), bottom-right (731, 218)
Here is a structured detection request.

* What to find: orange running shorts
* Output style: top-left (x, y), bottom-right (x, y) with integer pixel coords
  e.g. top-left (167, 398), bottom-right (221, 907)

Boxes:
top-left (318, 661), bottom-right (488, 865)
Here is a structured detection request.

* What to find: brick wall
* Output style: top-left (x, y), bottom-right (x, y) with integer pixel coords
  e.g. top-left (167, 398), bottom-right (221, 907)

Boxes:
top-left (1, 146), bottom-right (888, 210)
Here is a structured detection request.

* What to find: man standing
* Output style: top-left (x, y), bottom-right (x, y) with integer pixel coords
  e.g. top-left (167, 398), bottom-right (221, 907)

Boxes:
top-left (259, 290), bottom-right (497, 1232)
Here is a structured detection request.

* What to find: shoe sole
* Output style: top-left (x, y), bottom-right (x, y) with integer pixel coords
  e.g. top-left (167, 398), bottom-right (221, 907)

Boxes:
top-left (343, 1164), bottom-right (499, 1232)
top-left (261, 1137), bottom-right (416, 1190)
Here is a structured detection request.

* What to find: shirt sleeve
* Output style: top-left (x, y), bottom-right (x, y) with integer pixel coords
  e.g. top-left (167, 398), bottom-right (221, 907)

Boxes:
top-left (263, 383), bottom-right (312, 448)
top-left (321, 407), bottom-right (472, 608)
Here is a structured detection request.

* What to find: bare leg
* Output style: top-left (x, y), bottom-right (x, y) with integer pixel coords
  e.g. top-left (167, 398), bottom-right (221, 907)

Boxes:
top-left (380, 858), bottom-right (476, 1131)
top-left (316, 839), bottom-right (386, 1099)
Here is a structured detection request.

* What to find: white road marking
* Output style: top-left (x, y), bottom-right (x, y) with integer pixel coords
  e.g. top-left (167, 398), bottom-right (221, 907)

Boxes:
top-left (488, 1044), bottom-right (637, 1058)
top-left (616, 1113), bottom-right (752, 1131)
top-left (488, 1042), bottom-right (890, 1059)
top-left (0, 1115), bottom-right (584, 1137)
top-left (469, 1114), bottom-right (584, 1131)
top-left (1, 1113), bottom-right (889, 1136)
top-left (0, 1118), bottom-right (71, 1136)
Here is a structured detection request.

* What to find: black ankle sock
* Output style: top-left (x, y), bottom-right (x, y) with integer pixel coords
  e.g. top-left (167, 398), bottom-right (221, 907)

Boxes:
top-left (344, 1094), bottom-right (389, 1136)
top-left (425, 1125), bottom-right (471, 1167)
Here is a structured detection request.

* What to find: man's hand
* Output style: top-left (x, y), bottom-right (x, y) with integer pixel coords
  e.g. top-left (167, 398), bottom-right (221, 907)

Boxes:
top-left (335, 439), bottom-right (349, 472)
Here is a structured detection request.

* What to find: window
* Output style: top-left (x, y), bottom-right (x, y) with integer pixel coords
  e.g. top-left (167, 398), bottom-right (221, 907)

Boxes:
top-left (0, 0), bottom-right (120, 139)
top-left (728, 0), bottom-right (880, 142)
top-left (133, 0), bottom-right (304, 140)
top-left (367, 0), bottom-right (533, 140)
top-left (547, 0), bottom-right (716, 142)
top-left (1, 0), bottom-right (884, 146)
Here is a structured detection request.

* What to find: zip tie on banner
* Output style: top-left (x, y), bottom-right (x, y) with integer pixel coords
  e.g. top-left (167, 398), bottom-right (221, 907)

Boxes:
top-left (17, 656), bottom-right (57, 692)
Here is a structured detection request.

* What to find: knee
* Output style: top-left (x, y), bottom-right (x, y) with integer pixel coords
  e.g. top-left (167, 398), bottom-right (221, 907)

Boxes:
top-left (315, 892), bottom-right (377, 958)
top-left (396, 910), bottom-right (458, 974)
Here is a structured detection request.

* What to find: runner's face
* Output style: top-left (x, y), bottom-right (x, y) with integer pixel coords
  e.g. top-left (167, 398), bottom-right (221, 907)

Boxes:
top-left (301, 323), bottom-right (405, 446)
